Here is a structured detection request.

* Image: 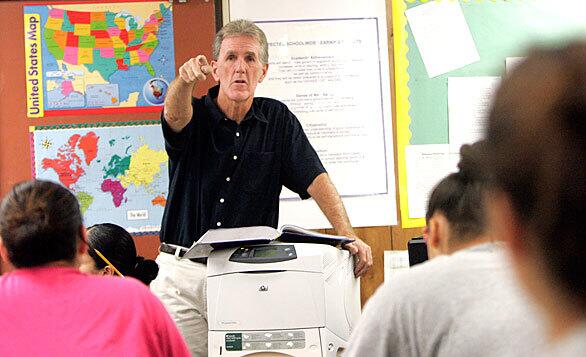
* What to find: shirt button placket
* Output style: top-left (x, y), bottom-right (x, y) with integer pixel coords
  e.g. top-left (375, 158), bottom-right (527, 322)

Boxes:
top-left (220, 125), bottom-right (240, 231)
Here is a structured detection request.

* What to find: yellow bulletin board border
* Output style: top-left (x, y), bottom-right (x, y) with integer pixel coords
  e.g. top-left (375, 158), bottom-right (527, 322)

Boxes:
top-left (392, 0), bottom-right (426, 228)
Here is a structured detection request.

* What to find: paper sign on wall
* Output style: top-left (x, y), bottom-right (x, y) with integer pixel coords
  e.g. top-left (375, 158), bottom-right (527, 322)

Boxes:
top-left (406, 0), bottom-right (479, 78)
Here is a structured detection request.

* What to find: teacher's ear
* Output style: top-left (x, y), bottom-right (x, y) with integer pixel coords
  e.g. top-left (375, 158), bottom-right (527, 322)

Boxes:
top-left (258, 63), bottom-right (269, 83)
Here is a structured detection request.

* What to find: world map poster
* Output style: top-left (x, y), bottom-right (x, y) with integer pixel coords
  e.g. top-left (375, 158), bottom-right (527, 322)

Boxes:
top-left (31, 121), bottom-right (168, 233)
top-left (24, 1), bottom-right (175, 117)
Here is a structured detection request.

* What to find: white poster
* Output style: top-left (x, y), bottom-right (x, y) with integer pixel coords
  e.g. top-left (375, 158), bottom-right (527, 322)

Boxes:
top-left (405, 0), bottom-right (479, 78)
top-left (230, 0), bottom-right (396, 228)
top-left (258, 19), bottom-right (387, 197)
top-left (448, 77), bottom-right (501, 153)
top-left (384, 250), bottom-right (410, 281)
top-left (405, 144), bottom-right (459, 219)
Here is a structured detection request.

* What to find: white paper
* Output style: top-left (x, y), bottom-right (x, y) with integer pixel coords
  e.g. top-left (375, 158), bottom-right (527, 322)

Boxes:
top-left (506, 57), bottom-right (525, 74)
top-left (184, 226), bottom-right (280, 259)
top-left (230, 0), bottom-right (384, 21)
top-left (384, 250), bottom-right (409, 281)
top-left (231, 0), bottom-right (397, 228)
top-left (406, 0), bottom-right (479, 78)
top-left (405, 144), bottom-right (459, 219)
top-left (258, 19), bottom-right (387, 198)
top-left (448, 77), bottom-right (501, 152)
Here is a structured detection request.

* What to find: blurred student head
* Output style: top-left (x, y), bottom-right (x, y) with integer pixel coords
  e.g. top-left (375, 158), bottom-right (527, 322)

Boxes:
top-left (0, 180), bottom-right (86, 268)
top-left (424, 141), bottom-right (490, 258)
top-left (484, 41), bottom-right (586, 339)
top-left (80, 223), bottom-right (158, 285)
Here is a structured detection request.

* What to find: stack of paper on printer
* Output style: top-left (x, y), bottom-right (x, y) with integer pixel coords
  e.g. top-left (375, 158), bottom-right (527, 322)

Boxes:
top-left (183, 225), bottom-right (354, 259)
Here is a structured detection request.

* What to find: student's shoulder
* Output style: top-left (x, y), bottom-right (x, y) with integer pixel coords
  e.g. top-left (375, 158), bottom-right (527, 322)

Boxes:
top-left (93, 276), bottom-right (168, 316)
top-left (90, 275), bottom-right (154, 301)
top-left (382, 248), bottom-right (504, 299)
top-left (379, 256), bottom-right (457, 298)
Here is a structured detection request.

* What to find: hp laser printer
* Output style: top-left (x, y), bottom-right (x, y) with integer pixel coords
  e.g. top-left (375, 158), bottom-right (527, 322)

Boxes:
top-left (207, 242), bottom-right (361, 356)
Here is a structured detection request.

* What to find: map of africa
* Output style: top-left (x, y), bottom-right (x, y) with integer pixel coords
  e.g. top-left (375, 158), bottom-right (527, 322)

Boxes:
top-left (31, 122), bottom-right (168, 233)
top-left (24, 1), bottom-right (174, 114)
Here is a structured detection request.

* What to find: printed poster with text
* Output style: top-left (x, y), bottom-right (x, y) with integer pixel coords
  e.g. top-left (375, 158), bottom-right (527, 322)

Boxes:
top-left (31, 122), bottom-right (168, 233)
top-left (257, 19), bottom-right (390, 199)
top-left (23, 1), bottom-right (175, 117)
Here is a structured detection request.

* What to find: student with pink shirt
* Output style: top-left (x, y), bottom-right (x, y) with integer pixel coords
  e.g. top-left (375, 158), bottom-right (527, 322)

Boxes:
top-left (0, 180), bottom-right (190, 357)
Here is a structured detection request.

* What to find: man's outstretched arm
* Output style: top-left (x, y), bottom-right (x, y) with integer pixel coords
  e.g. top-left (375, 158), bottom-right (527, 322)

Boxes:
top-left (307, 172), bottom-right (373, 277)
top-left (164, 55), bottom-right (212, 132)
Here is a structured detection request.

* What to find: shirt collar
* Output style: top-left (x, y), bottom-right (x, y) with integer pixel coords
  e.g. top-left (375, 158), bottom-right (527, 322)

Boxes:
top-left (205, 85), bottom-right (269, 125)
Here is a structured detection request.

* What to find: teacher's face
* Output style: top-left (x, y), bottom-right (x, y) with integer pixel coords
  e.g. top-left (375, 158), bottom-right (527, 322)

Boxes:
top-left (212, 35), bottom-right (268, 104)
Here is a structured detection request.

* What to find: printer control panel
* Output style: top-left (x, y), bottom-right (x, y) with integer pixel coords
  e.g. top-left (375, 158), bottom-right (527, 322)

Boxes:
top-left (229, 244), bottom-right (297, 264)
top-left (225, 330), bottom-right (306, 351)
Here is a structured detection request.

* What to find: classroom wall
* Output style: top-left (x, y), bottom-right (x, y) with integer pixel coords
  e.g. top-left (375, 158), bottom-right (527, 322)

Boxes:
top-left (0, 0), bottom-right (217, 272)
top-left (0, 0), bottom-right (216, 191)
top-left (334, 0), bottom-right (422, 303)
top-left (0, 0), bottom-right (422, 305)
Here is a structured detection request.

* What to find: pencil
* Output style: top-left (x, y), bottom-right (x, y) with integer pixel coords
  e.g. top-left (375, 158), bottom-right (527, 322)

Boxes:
top-left (94, 248), bottom-right (124, 277)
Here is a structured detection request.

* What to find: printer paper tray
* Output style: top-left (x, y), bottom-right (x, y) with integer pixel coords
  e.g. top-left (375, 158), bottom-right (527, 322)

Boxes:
top-left (208, 271), bottom-right (325, 331)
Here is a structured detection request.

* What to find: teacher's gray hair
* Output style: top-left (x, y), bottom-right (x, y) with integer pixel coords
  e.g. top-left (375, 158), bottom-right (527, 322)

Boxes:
top-left (213, 19), bottom-right (269, 65)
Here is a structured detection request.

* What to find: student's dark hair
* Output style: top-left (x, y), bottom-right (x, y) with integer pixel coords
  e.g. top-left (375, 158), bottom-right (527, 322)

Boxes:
top-left (87, 223), bottom-right (158, 285)
top-left (426, 141), bottom-right (488, 242)
top-left (485, 41), bottom-right (586, 310)
top-left (0, 180), bottom-right (82, 268)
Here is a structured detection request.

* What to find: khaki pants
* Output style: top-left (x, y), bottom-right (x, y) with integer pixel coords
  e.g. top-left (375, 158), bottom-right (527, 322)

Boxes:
top-left (151, 252), bottom-right (208, 357)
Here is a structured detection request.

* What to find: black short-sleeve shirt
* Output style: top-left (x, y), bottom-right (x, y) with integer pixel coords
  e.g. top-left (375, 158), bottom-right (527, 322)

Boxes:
top-left (160, 85), bottom-right (326, 247)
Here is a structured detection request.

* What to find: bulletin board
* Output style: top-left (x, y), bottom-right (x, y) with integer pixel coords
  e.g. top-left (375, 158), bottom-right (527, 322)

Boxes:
top-left (0, 0), bottom-right (217, 254)
top-left (393, 0), bottom-right (586, 228)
